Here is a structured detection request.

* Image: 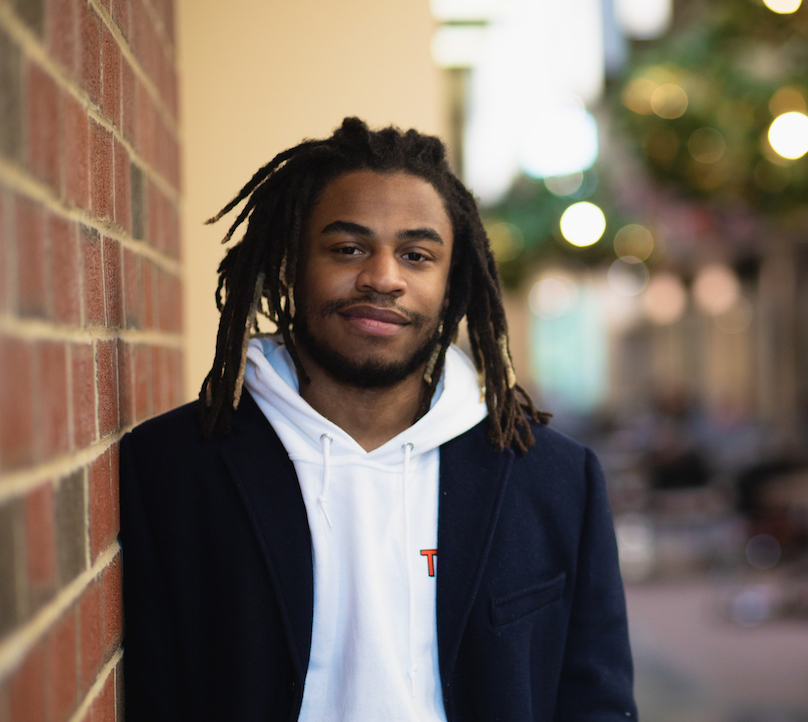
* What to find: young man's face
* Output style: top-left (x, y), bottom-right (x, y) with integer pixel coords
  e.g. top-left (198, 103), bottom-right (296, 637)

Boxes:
top-left (293, 170), bottom-right (454, 388)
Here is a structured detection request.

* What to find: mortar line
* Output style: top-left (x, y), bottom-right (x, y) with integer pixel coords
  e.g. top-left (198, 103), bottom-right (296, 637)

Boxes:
top-left (0, 544), bottom-right (121, 679)
top-left (0, 4), bottom-right (180, 201)
top-left (67, 647), bottom-right (124, 722)
top-left (0, 158), bottom-right (181, 274)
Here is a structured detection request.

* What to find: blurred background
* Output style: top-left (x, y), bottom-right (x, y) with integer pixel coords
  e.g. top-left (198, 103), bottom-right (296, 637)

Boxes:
top-left (2, 0), bottom-right (808, 719)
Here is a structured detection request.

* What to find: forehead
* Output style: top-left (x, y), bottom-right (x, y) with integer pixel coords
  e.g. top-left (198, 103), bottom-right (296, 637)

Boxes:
top-left (307, 171), bottom-right (452, 235)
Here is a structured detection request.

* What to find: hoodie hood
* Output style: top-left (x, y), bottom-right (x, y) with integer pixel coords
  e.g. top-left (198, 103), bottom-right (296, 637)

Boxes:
top-left (243, 336), bottom-right (488, 463)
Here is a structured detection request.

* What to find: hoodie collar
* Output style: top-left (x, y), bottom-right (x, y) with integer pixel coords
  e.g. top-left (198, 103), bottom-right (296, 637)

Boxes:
top-left (243, 336), bottom-right (488, 463)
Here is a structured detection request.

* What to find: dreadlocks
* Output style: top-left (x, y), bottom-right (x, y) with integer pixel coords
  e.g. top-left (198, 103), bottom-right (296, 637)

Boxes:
top-left (200, 117), bottom-right (550, 454)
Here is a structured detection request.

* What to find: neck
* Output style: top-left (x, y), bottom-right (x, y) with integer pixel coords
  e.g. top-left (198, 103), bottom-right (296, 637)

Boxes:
top-left (294, 346), bottom-right (428, 452)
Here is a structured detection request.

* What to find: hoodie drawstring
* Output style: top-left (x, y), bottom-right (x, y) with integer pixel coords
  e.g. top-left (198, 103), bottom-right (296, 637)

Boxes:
top-left (402, 442), bottom-right (418, 696)
top-left (318, 434), bottom-right (333, 528)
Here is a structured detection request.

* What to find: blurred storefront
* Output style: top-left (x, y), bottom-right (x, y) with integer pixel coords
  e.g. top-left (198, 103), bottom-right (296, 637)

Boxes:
top-left (431, 0), bottom-right (808, 718)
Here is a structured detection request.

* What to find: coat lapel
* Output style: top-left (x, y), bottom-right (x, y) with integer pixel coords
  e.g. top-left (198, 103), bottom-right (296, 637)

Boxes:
top-left (437, 422), bottom-right (514, 686)
top-left (219, 392), bottom-right (314, 686)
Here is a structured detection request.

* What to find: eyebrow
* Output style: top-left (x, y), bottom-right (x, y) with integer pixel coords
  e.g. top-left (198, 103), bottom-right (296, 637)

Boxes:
top-left (320, 220), bottom-right (444, 245)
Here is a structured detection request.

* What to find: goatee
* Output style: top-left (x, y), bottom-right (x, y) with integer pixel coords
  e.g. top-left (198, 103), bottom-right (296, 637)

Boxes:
top-left (292, 297), bottom-right (442, 389)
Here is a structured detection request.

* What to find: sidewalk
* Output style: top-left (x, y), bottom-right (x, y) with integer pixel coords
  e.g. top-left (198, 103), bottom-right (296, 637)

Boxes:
top-left (626, 579), bottom-right (808, 721)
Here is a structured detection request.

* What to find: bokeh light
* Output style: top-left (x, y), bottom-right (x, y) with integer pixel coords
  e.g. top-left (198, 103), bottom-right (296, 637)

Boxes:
top-left (520, 106), bottom-right (599, 178)
top-left (560, 202), bottom-right (606, 247)
top-left (615, 0), bottom-right (672, 39)
top-left (622, 77), bottom-right (657, 114)
top-left (714, 297), bottom-right (753, 334)
top-left (762, 0), bottom-right (802, 13)
top-left (688, 127), bottom-right (726, 164)
top-left (693, 264), bottom-right (740, 316)
top-left (642, 272), bottom-right (687, 324)
top-left (650, 83), bottom-right (688, 119)
top-left (614, 224), bottom-right (654, 261)
top-left (769, 87), bottom-right (806, 117)
top-left (485, 221), bottom-right (525, 262)
top-left (608, 257), bottom-right (650, 296)
top-left (745, 534), bottom-right (781, 570)
top-left (529, 275), bottom-right (578, 319)
top-left (545, 172), bottom-right (584, 196)
top-left (768, 112), bottom-right (808, 159)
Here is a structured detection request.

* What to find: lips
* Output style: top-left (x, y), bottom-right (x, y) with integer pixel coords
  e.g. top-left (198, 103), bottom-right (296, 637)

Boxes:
top-left (337, 304), bottom-right (410, 336)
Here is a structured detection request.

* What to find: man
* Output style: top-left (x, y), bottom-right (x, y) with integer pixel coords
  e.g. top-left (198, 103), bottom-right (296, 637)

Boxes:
top-left (120, 118), bottom-right (636, 721)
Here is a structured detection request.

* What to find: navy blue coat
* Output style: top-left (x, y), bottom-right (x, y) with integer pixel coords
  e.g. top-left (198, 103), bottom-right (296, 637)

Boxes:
top-left (119, 392), bottom-right (636, 721)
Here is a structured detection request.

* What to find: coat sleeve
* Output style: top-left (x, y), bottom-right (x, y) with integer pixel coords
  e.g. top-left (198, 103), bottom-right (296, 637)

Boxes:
top-left (554, 447), bottom-right (637, 721)
top-left (119, 431), bottom-right (183, 722)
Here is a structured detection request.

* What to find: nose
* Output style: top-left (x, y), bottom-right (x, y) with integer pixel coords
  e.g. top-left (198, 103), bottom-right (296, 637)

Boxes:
top-left (355, 250), bottom-right (405, 296)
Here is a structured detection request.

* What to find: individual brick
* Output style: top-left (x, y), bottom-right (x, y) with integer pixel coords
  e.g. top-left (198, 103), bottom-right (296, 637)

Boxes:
top-left (140, 258), bottom-right (154, 329)
top-left (79, 582), bottom-right (103, 692)
top-left (101, 26), bottom-right (121, 127)
top-left (96, 340), bottom-right (119, 437)
top-left (27, 62), bottom-right (61, 190)
top-left (116, 340), bottom-right (134, 427)
top-left (133, 344), bottom-right (151, 422)
top-left (130, 0), bottom-right (155, 81)
top-left (54, 470), bottom-right (87, 587)
top-left (8, 644), bottom-right (46, 722)
top-left (90, 669), bottom-right (115, 722)
top-left (49, 213), bottom-right (81, 325)
top-left (47, 0), bottom-right (77, 73)
top-left (48, 608), bottom-right (78, 722)
top-left (130, 163), bottom-right (145, 240)
top-left (159, 271), bottom-right (182, 334)
top-left (146, 181), bottom-right (160, 251)
top-left (166, 198), bottom-right (180, 260)
top-left (109, 442), bottom-right (120, 537)
top-left (0, 28), bottom-right (23, 162)
top-left (25, 483), bottom-right (57, 612)
top-left (63, 93), bottom-right (89, 210)
top-left (102, 554), bottom-right (122, 659)
top-left (81, 224), bottom-right (104, 327)
top-left (13, 0), bottom-right (45, 37)
top-left (103, 237), bottom-right (122, 327)
top-left (71, 342), bottom-right (96, 448)
top-left (136, 83), bottom-right (156, 169)
top-left (122, 248), bottom-right (141, 328)
top-left (36, 340), bottom-right (70, 460)
top-left (16, 194), bottom-right (48, 319)
top-left (151, 345), bottom-right (164, 415)
top-left (0, 336), bottom-right (34, 470)
top-left (0, 499), bottom-right (24, 636)
top-left (78, 1), bottom-right (101, 105)
top-left (121, 60), bottom-right (136, 144)
top-left (90, 120), bottom-right (113, 220)
top-left (113, 140), bottom-right (130, 234)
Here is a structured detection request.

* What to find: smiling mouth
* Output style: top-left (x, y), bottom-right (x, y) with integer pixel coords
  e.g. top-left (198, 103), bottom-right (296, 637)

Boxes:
top-left (337, 304), bottom-right (411, 336)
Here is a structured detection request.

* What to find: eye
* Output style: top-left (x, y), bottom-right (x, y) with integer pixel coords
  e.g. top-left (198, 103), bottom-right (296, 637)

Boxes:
top-left (403, 251), bottom-right (428, 262)
top-left (335, 246), bottom-right (363, 256)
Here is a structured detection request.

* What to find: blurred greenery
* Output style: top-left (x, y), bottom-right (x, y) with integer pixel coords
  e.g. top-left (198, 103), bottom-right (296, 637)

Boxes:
top-left (612, 0), bottom-right (808, 213)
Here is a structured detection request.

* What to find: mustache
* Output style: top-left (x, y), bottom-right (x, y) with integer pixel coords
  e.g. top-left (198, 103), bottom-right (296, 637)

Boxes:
top-left (321, 296), bottom-right (430, 327)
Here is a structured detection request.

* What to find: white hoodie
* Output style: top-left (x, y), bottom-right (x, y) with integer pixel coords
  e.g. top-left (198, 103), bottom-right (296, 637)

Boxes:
top-left (243, 337), bottom-right (487, 722)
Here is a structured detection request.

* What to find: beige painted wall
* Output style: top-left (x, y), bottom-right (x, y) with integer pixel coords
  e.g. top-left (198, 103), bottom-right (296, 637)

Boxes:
top-left (177, 0), bottom-right (442, 400)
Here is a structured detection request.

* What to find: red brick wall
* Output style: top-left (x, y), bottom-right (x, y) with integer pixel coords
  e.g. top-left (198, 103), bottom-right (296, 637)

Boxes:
top-left (0, 0), bottom-right (181, 719)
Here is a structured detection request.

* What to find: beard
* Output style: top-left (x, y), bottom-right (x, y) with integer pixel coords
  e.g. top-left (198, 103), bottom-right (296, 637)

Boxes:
top-left (292, 296), bottom-right (442, 389)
